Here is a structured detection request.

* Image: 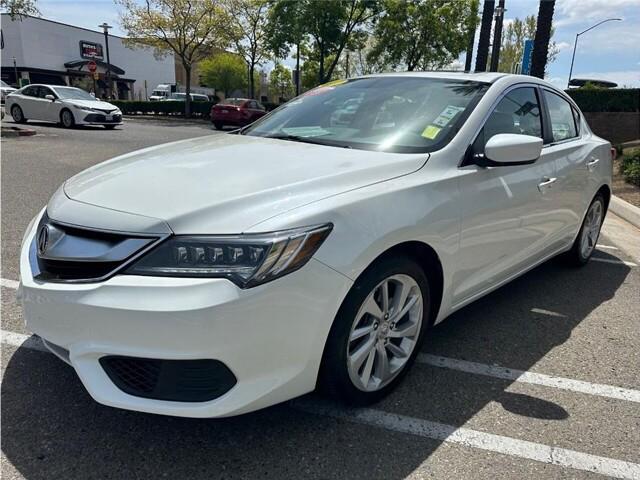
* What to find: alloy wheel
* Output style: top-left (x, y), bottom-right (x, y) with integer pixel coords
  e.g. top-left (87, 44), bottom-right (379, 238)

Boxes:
top-left (347, 274), bottom-right (423, 392)
top-left (62, 110), bottom-right (74, 128)
top-left (579, 199), bottom-right (603, 259)
top-left (11, 106), bottom-right (22, 122)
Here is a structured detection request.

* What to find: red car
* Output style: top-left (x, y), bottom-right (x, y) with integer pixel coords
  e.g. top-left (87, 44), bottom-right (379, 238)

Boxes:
top-left (210, 98), bottom-right (267, 130)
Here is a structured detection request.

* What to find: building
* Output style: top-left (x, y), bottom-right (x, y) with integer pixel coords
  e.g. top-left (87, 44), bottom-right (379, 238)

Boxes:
top-left (0, 14), bottom-right (175, 100)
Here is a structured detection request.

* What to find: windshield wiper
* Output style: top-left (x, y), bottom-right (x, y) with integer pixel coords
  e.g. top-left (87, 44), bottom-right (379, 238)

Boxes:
top-left (263, 134), bottom-right (328, 145)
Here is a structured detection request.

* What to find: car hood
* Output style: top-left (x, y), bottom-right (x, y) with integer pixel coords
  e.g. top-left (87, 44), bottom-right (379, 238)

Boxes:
top-left (63, 134), bottom-right (427, 234)
top-left (64, 99), bottom-right (119, 110)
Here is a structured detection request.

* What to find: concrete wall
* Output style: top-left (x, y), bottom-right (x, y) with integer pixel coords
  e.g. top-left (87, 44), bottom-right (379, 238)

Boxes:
top-left (1, 14), bottom-right (175, 100)
top-left (584, 112), bottom-right (640, 145)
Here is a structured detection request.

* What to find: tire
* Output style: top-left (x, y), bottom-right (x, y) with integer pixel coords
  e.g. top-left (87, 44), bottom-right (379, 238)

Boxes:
top-left (564, 193), bottom-right (606, 266)
top-left (318, 255), bottom-right (430, 405)
top-left (213, 122), bottom-right (223, 130)
top-left (11, 105), bottom-right (27, 123)
top-left (104, 124), bottom-right (117, 130)
top-left (60, 109), bottom-right (75, 128)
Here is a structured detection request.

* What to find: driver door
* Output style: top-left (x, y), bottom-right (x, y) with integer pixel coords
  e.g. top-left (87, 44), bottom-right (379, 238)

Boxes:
top-left (453, 85), bottom-right (559, 305)
top-left (36, 86), bottom-right (60, 122)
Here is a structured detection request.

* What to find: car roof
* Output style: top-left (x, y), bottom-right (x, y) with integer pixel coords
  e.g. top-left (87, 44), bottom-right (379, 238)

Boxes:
top-left (358, 71), bottom-right (555, 87)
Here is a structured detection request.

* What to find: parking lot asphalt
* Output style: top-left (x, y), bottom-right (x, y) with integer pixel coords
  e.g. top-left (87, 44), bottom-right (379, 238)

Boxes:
top-left (1, 119), bottom-right (639, 480)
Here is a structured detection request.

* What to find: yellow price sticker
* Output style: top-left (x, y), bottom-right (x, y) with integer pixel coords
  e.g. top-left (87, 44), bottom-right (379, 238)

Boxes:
top-left (319, 79), bottom-right (347, 88)
top-left (421, 125), bottom-right (441, 140)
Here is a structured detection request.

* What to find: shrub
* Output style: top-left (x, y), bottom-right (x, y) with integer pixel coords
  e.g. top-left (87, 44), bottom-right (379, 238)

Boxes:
top-left (565, 88), bottom-right (639, 113)
top-left (621, 148), bottom-right (640, 187)
top-left (110, 100), bottom-right (219, 118)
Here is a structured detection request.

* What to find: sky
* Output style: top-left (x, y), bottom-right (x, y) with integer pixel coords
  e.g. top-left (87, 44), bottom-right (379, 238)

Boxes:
top-left (38, 0), bottom-right (640, 88)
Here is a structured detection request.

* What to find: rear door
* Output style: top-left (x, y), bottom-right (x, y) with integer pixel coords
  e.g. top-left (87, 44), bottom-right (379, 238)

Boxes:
top-left (16, 85), bottom-right (39, 118)
top-left (454, 85), bottom-right (558, 304)
top-left (37, 86), bottom-right (60, 122)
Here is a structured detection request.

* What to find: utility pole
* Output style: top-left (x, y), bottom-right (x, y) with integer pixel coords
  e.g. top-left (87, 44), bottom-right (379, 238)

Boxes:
top-left (12, 56), bottom-right (19, 87)
top-left (475, 0), bottom-right (495, 72)
top-left (489, 0), bottom-right (506, 72)
top-left (295, 42), bottom-right (301, 96)
top-left (99, 23), bottom-right (113, 99)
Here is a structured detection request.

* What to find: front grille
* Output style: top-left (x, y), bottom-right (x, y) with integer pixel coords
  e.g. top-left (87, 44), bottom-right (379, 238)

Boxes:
top-left (100, 356), bottom-right (237, 402)
top-left (83, 113), bottom-right (122, 123)
top-left (33, 212), bottom-right (159, 282)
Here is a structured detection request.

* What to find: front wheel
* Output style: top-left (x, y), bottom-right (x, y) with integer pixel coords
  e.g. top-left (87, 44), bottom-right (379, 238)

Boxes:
top-left (319, 255), bottom-right (430, 405)
top-left (565, 193), bottom-right (605, 266)
top-left (213, 122), bottom-right (223, 130)
top-left (60, 109), bottom-right (75, 128)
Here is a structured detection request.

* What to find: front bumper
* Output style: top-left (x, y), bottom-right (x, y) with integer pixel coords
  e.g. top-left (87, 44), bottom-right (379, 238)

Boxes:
top-left (79, 112), bottom-right (122, 125)
top-left (19, 217), bottom-right (352, 417)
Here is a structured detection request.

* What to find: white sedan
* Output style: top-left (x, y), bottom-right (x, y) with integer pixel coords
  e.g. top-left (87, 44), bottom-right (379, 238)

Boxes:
top-left (19, 72), bottom-right (611, 417)
top-left (6, 84), bottom-right (122, 129)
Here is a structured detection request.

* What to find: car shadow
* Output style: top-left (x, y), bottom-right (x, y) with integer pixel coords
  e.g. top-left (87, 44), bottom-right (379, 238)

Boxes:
top-left (1, 257), bottom-right (630, 479)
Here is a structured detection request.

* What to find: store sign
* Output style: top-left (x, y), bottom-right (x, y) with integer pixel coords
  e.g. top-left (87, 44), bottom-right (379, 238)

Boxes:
top-left (80, 41), bottom-right (104, 60)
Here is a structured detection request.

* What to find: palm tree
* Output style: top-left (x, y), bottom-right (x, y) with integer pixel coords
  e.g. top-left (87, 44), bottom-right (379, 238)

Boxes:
top-left (530, 0), bottom-right (555, 78)
top-left (474, 0), bottom-right (495, 72)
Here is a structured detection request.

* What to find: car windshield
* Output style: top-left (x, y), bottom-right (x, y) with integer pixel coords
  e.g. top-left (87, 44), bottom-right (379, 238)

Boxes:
top-left (223, 98), bottom-right (246, 106)
top-left (53, 87), bottom-right (96, 100)
top-left (243, 77), bottom-right (489, 153)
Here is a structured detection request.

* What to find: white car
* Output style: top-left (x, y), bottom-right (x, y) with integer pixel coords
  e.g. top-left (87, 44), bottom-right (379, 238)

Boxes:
top-left (19, 73), bottom-right (612, 417)
top-left (1, 80), bottom-right (17, 103)
top-left (6, 84), bottom-right (122, 129)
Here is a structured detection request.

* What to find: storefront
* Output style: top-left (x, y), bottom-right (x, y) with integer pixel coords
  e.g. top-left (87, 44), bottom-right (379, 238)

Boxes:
top-left (1, 14), bottom-right (175, 100)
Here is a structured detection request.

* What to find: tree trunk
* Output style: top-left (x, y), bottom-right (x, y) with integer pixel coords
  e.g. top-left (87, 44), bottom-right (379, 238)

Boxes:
top-left (464, 20), bottom-right (477, 71)
top-left (183, 64), bottom-right (192, 118)
top-left (249, 63), bottom-right (255, 99)
top-left (531, 0), bottom-right (555, 78)
top-left (295, 42), bottom-right (300, 96)
top-left (474, 0), bottom-right (494, 72)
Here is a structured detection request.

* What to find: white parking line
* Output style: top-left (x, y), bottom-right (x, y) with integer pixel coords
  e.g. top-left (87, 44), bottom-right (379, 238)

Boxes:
top-left (1, 278), bottom-right (20, 289)
top-left (418, 354), bottom-right (640, 403)
top-left (294, 399), bottom-right (640, 480)
top-left (2, 329), bottom-right (639, 479)
top-left (592, 257), bottom-right (638, 267)
top-left (530, 307), bottom-right (566, 317)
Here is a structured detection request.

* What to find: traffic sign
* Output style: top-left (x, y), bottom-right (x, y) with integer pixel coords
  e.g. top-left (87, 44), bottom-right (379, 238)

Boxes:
top-left (87, 60), bottom-right (97, 73)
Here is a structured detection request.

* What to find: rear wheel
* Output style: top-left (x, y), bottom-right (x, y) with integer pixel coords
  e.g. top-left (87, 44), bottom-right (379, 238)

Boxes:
top-left (319, 255), bottom-right (430, 405)
top-left (565, 193), bottom-right (605, 266)
top-left (60, 109), bottom-right (75, 128)
top-left (11, 105), bottom-right (26, 123)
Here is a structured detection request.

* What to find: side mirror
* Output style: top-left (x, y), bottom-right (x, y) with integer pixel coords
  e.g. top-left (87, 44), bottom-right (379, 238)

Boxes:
top-left (478, 133), bottom-right (543, 167)
top-left (44, 94), bottom-right (55, 101)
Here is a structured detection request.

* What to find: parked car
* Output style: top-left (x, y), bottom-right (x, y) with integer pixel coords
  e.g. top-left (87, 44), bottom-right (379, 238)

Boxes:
top-left (163, 92), bottom-right (210, 102)
top-left (6, 84), bottom-right (122, 129)
top-left (210, 98), bottom-right (266, 129)
top-left (1, 80), bottom-right (17, 104)
top-left (19, 73), bottom-right (612, 418)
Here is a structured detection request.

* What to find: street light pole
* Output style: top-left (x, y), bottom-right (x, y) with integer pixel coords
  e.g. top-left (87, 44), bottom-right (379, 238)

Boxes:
top-left (567, 18), bottom-right (622, 88)
top-left (99, 23), bottom-right (113, 99)
top-left (12, 56), bottom-right (19, 87)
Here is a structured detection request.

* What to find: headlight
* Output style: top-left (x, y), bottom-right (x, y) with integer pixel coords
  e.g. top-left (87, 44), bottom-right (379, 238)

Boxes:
top-left (125, 224), bottom-right (332, 288)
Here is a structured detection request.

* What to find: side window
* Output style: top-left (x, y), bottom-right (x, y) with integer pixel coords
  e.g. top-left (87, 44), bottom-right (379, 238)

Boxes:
top-left (543, 90), bottom-right (578, 142)
top-left (38, 86), bottom-right (54, 98)
top-left (475, 87), bottom-right (542, 152)
top-left (22, 86), bottom-right (38, 97)
top-left (571, 106), bottom-right (581, 136)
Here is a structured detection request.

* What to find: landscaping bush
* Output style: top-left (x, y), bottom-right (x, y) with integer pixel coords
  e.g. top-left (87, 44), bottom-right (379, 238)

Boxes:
top-left (110, 100), bottom-right (219, 118)
top-left (565, 88), bottom-right (639, 113)
top-left (621, 148), bottom-right (640, 187)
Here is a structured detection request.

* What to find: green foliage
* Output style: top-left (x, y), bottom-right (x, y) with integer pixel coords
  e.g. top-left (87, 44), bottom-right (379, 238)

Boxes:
top-left (566, 89), bottom-right (640, 113)
top-left (621, 149), bottom-right (640, 187)
top-left (368, 0), bottom-right (474, 71)
top-left (497, 15), bottom-right (558, 74)
top-left (0, 0), bottom-right (39, 18)
top-left (266, 0), bottom-right (378, 85)
top-left (110, 100), bottom-right (218, 118)
top-left (269, 63), bottom-right (294, 101)
top-left (200, 53), bottom-right (248, 97)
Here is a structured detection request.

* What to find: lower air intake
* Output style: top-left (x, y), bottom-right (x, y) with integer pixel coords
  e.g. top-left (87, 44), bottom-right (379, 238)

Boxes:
top-left (99, 356), bottom-right (237, 402)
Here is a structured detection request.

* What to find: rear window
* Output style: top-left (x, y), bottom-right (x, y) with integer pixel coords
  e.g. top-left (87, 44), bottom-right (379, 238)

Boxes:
top-left (223, 98), bottom-right (246, 106)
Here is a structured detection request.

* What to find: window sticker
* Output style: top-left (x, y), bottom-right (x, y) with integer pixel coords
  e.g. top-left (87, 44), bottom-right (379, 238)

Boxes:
top-left (432, 105), bottom-right (465, 127)
top-left (421, 125), bottom-right (441, 140)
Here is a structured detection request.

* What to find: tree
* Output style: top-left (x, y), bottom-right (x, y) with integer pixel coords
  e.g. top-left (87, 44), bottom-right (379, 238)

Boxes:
top-left (0, 0), bottom-right (39, 18)
top-left (368, 0), bottom-right (475, 72)
top-left (267, 0), bottom-right (378, 86)
top-left (497, 15), bottom-right (558, 74)
top-left (117, 0), bottom-right (231, 117)
top-left (269, 63), bottom-right (294, 101)
top-left (474, 0), bottom-right (494, 72)
top-left (224, 0), bottom-right (270, 99)
top-left (200, 52), bottom-right (248, 97)
top-left (531, 0), bottom-right (555, 79)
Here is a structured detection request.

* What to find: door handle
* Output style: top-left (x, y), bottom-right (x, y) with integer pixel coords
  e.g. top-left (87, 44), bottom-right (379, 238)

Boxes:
top-left (537, 177), bottom-right (557, 193)
top-left (587, 158), bottom-right (599, 172)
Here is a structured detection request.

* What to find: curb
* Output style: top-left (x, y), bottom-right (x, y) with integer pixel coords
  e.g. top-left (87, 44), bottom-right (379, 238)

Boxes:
top-left (609, 195), bottom-right (640, 229)
top-left (0, 127), bottom-right (37, 138)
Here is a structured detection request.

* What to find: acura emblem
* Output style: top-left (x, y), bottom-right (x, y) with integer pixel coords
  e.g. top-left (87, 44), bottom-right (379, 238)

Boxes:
top-left (37, 224), bottom-right (50, 255)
